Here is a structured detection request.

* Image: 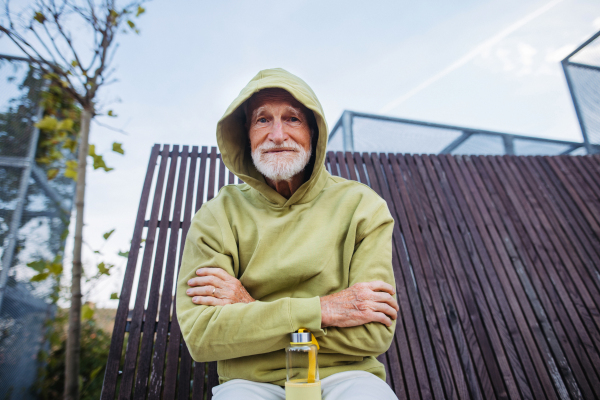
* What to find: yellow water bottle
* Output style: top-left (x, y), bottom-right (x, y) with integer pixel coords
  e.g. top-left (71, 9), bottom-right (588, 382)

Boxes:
top-left (285, 329), bottom-right (322, 400)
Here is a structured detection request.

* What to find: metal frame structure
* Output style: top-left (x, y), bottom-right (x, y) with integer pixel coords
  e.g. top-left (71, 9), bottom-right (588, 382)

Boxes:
top-left (0, 53), bottom-right (75, 399)
top-left (0, 53), bottom-right (72, 312)
top-left (329, 110), bottom-right (595, 155)
top-left (562, 29), bottom-right (600, 155)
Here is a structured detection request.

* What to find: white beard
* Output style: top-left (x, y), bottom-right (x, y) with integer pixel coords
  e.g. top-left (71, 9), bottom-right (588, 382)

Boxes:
top-left (251, 141), bottom-right (312, 182)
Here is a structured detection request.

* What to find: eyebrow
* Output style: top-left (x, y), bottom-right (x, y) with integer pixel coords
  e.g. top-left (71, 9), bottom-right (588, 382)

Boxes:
top-left (251, 105), bottom-right (305, 119)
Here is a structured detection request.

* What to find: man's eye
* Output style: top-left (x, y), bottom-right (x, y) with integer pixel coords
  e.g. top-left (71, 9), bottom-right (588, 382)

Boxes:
top-left (290, 117), bottom-right (299, 122)
top-left (258, 118), bottom-right (267, 123)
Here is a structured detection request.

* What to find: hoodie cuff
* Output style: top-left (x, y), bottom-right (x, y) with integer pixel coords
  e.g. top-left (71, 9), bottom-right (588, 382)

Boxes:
top-left (289, 296), bottom-right (323, 336)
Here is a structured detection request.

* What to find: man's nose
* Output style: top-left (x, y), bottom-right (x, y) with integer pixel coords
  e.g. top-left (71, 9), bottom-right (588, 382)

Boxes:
top-left (269, 118), bottom-right (287, 145)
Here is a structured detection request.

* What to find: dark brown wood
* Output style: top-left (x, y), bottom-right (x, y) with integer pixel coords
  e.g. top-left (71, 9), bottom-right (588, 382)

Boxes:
top-left (101, 144), bottom-right (160, 400)
top-left (477, 155), bottom-right (599, 399)
top-left (192, 362), bottom-right (205, 400)
top-left (134, 145), bottom-right (181, 399)
top-left (147, 146), bottom-right (190, 399)
top-left (368, 152), bottom-right (443, 400)
top-left (103, 146), bottom-right (600, 399)
top-left (118, 145), bottom-right (171, 400)
top-left (163, 146), bottom-right (199, 400)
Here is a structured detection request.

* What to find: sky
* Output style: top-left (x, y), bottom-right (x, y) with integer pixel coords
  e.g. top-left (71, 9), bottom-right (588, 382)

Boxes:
top-left (2, 0), bottom-right (600, 307)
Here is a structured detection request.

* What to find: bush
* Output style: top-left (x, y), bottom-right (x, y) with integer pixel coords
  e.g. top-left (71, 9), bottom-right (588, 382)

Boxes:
top-left (35, 307), bottom-right (112, 400)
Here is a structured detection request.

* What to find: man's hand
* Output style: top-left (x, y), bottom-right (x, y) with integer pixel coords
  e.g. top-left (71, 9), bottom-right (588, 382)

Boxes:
top-left (186, 267), bottom-right (255, 306)
top-left (320, 281), bottom-right (399, 328)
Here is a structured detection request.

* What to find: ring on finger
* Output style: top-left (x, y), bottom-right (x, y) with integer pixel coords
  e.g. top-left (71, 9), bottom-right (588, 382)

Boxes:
top-left (212, 287), bottom-right (216, 295)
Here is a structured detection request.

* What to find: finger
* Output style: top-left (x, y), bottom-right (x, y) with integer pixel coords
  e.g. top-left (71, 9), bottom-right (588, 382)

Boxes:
top-left (370, 311), bottom-right (393, 327)
top-left (192, 296), bottom-right (231, 306)
top-left (374, 292), bottom-right (399, 311)
top-left (368, 280), bottom-right (395, 295)
top-left (186, 286), bottom-right (214, 297)
top-left (372, 301), bottom-right (398, 320)
top-left (196, 267), bottom-right (233, 280)
top-left (188, 276), bottom-right (224, 288)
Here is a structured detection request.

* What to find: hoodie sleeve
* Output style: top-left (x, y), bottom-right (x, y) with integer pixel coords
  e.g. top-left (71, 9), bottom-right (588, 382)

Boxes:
top-left (316, 203), bottom-right (396, 357)
top-left (176, 206), bottom-right (323, 362)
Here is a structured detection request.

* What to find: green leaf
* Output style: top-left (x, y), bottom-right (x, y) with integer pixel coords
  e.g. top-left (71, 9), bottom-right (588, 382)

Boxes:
top-left (31, 272), bottom-right (50, 282)
top-left (127, 20), bottom-right (135, 29)
top-left (71, 60), bottom-right (79, 67)
top-left (81, 303), bottom-right (94, 321)
top-left (27, 260), bottom-right (46, 273)
top-left (47, 263), bottom-right (63, 275)
top-left (110, 292), bottom-right (119, 300)
top-left (47, 168), bottom-right (59, 180)
top-left (93, 250), bottom-right (101, 254)
top-left (136, 6), bottom-right (146, 16)
top-left (97, 262), bottom-right (113, 275)
top-left (62, 138), bottom-right (77, 153)
top-left (33, 11), bottom-right (46, 24)
top-left (60, 229), bottom-right (69, 241)
top-left (118, 251), bottom-right (129, 258)
top-left (35, 116), bottom-right (58, 131)
top-left (90, 365), bottom-right (104, 380)
top-left (107, 110), bottom-right (117, 117)
top-left (65, 160), bottom-right (78, 181)
top-left (56, 118), bottom-right (74, 131)
top-left (103, 229), bottom-right (115, 240)
top-left (88, 144), bottom-right (96, 156)
top-left (112, 142), bottom-right (124, 154)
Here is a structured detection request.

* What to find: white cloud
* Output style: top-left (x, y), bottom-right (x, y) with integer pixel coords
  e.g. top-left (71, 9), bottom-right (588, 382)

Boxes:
top-left (593, 16), bottom-right (600, 30)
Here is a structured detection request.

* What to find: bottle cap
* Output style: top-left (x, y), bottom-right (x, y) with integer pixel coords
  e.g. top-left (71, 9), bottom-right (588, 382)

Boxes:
top-left (290, 328), bottom-right (320, 349)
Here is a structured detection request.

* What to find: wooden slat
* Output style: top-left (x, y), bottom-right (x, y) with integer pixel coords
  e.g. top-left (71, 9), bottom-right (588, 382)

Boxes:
top-left (369, 152), bottom-right (443, 400)
top-left (118, 145), bottom-right (171, 400)
top-left (192, 362), bottom-right (205, 400)
top-left (414, 154), bottom-right (492, 400)
top-left (430, 155), bottom-right (516, 399)
top-left (147, 146), bottom-right (189, 399)
top-left (457, 155), bottom-right (563, 399)
top-left (134, 145), bottom-right (181, 399)
top-left (163, 146), bottom-right (199, 400)
top-left (392, 154), bottom-right (462, 400)
top-left (476, 155), bottom-right (598, 399)
top-left (206, 147), bottom-right (217, 202)
top-left (103, 147), bottom-right (600, 399)
top-left (101, 144), bottom-right (160, 400)
top-left (180, 147), bottom-right (209, 400)
top-left (344, 152), bottom-right (358, 181)
top-left (406, 154), bottom-right (484, 400)
top-left (218, 155), bottom-right (226, 190)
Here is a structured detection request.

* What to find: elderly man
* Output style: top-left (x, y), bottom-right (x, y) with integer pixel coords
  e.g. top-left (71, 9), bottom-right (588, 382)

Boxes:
top-left (176, 68), bottom-right (399, 400)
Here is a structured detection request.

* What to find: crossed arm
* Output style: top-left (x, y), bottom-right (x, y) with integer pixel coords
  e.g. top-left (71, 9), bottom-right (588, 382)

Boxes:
top-left (185, 268), bottom-right (399, 328)
top-left (176, 203), bottom-right (397, 361)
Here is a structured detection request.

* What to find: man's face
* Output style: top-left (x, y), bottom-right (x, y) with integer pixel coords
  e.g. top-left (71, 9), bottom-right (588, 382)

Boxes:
top-left (247, 89), bottom-right (313, 182)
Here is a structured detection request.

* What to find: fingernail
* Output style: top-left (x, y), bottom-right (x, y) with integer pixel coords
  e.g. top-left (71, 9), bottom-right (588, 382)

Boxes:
top-left (193, 296), bottom-right (198, 302)
top-left (186, 289), bottom-right (191, 294)
top-left (188, 280), bottom-right (192, 285)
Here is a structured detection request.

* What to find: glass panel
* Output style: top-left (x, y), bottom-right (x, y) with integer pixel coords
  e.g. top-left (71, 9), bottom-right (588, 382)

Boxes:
top-left (352, 116), bottom-right (462, 154)
top-left (327, 124), bottom-right (344, 152)
top-left (566, 63), bottom-right (600, 146)
top-left (513, 139), bottom-right (573, 155)
top-left (451, 133), bottom-right (505, 155)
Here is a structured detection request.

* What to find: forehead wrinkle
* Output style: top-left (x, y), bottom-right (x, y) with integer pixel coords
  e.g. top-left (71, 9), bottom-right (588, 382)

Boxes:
top-left (250, 103), bottom-right (305, 121)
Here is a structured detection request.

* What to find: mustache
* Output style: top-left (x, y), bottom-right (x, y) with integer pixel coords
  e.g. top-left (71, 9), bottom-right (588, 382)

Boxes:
top-left (255, 141), bottom-right (303, 153)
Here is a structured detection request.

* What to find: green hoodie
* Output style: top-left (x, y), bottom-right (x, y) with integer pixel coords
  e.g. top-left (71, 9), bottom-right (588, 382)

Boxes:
top-left (176, 68), bottom-right (395, 386)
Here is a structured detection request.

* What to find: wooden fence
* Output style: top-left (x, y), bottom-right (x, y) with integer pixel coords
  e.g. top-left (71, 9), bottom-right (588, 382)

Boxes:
top-left (101, 145), bottom-right (600, 400)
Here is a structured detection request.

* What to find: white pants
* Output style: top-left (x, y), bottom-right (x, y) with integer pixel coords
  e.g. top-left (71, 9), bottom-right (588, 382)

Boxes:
top-left (212, 370), bottom-right (399, 400)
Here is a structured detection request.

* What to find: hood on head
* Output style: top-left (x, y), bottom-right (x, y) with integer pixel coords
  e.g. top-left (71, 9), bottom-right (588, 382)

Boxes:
top-left (216, 68), bottom-right (329, 206)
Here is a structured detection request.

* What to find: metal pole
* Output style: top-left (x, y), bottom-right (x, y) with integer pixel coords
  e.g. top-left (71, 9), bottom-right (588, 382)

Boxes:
top-left (0, 107), bottom-right (43, 313)
top-left (342, 111), bottom-right (354, 152)
top-left (503, 135), bottom-right (515, 155)
top-left (561, 60), bottom-right (593, 154)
